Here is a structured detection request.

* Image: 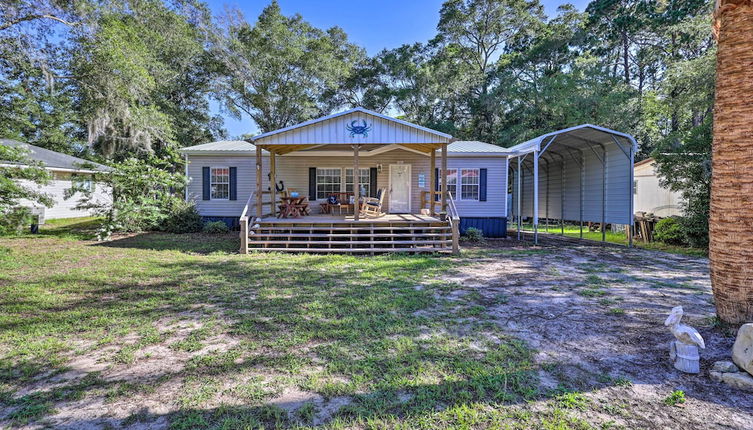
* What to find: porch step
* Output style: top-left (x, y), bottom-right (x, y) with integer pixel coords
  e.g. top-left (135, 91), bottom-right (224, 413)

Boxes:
top-left (246, 218), bottom-right (454, 254)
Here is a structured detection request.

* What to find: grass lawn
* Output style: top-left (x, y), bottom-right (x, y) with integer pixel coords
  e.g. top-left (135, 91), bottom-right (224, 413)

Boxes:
top-left (0, 219), bottom-right (597, 429)
top-left (509, 222), bottom-right (707, 257)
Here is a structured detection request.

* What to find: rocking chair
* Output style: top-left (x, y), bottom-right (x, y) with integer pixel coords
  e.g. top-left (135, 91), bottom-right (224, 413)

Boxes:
top-left (360, 188), bottom-right (386, 218)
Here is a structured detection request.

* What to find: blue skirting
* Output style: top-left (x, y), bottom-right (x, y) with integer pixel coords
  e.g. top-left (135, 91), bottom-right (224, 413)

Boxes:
top-left (202, 216), bottom-right (240, 230)
top-left (459, 217), bottom-right (507, 238)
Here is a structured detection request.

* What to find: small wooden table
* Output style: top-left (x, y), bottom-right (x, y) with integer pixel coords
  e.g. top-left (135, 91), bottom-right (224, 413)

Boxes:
top-left (278, 196), bottom-right (309, 218)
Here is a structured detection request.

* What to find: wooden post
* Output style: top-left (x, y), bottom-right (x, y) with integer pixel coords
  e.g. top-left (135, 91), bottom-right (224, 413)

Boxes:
top-left (441, 143), bottom-right (448, 213)
top-left (239, 217), bottom-right (248, 254)
top-left (429, 148), bottom-right (436, 216)
top-left (256, 145), bottom-right (262, 219)
top-left (270, 151), bottom-right (276, 217)
top-left (353, 144), bottom-right (360, 221)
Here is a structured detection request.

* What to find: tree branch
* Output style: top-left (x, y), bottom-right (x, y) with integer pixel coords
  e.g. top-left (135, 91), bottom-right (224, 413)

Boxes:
top-left (0, 14), bottom-right (78, 31)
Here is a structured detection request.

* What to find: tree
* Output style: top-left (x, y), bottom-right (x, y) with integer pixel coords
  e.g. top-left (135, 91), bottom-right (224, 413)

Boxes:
top-left (214, 1), bottom-right (365, 132)
top-left (0, 144), bottom-right (53, 233)
top-left (709, 0), bottom-right (753, 323)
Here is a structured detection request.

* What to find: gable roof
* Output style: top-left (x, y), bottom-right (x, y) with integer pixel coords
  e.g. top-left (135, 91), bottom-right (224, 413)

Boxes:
top-left (1, 139), bottom-right (111, 172)
top-left (179, 140), bottom-right (259, 155)
top-left (250, 107), bottom-right (453, 146)
top-left (507, 124), bottom-right (637, 155)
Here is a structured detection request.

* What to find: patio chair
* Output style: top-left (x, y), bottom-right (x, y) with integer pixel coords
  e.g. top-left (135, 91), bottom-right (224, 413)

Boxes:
top-left (360, 188), bottom-right (386, 218)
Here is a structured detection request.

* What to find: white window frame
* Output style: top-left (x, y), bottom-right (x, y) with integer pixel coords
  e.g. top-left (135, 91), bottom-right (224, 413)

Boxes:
top-left (442, 168), bottom-right (458, 200)
top-left (345, 168), bottom-right (371, 198)
top-left (460, 168), bottom-right (480, 201)
top-left (316, 167), bottom-right (343, 200)
top-left (210, 166), bottom-right (230, 200)
top-left (72, 173), bottom-right (94, 192)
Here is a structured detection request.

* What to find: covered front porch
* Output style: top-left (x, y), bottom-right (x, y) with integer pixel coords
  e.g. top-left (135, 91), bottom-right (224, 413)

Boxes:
top-left (238, 108), bottom-right (460, 254)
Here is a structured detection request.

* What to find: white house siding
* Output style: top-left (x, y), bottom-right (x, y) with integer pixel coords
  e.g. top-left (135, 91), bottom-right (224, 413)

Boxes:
top-left (254, 111), bottom-right (451, 146)
top-left (18, 171), bottom-right (111, 220)
top-left (186, 155), bottom-right (270, 217)
top-left (187, 149), bottom-right (508, 218)
top-left (634, 160), bottom-right (683, 217)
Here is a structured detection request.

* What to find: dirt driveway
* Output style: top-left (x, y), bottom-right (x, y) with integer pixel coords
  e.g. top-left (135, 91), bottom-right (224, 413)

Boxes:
top-left (447, 238), bottom-right (752, 429)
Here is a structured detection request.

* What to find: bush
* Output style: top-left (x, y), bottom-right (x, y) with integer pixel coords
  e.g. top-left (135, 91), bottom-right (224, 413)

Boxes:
top-left (0, 207), bottom-right (33, 235)
top-left (654, 217), bottom-right (686, 246)
top-left (203, 220), bottom-right (229, 234)
top-left (463, 227), bottom-right (484, 242)
top-left (160, 200), bottom-right (203, 233)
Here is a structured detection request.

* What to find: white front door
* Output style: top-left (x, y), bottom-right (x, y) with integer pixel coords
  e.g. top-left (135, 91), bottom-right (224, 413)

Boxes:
top-left (389, 164), bottom-right (411, 213)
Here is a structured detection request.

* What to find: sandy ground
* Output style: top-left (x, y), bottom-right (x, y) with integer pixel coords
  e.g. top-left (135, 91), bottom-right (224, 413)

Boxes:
top-left (448, 238), bottom-right (753, 429)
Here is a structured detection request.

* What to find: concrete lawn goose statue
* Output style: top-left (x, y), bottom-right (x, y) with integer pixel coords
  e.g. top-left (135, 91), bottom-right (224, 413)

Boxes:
top-left (665, 306), bottom-right (705, 373)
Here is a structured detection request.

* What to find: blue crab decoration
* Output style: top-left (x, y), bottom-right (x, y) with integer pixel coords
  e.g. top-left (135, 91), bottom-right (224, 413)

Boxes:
top-left (346, 119), bottom-right (372, 138)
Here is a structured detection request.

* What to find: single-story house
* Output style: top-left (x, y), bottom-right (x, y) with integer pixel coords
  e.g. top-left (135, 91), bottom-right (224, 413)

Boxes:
top-left (180, 108), bottom-right (637, 253)
top-left (1, 139), bottom-right (112, 220)
top-left (633, 157), bottom-right (683, 217)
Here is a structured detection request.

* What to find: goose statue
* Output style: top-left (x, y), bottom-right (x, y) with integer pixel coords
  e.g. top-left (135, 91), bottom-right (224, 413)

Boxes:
top-left (665, 306), bottom-right (705, 373)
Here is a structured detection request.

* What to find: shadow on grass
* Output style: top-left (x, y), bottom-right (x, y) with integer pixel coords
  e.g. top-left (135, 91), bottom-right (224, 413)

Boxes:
top-left (94, 231), bottom-right (240, 254)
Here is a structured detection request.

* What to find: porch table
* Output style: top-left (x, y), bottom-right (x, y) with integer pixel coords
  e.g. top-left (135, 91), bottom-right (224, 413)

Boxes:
top-left (278, 196), bottom-right (309, 218)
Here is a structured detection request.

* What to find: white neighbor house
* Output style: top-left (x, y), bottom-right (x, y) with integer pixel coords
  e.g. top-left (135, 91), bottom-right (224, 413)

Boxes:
top-left (634, 157), bottom-right (683, 217)
top-left (1, 139), bottom-right (112, 220)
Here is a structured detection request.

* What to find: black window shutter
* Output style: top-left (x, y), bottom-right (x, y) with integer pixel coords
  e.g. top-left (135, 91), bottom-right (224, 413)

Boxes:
top-left (479, 168), bottom-right (487, 201)
top-left (308, 167), bottom-right (317, 199)
top-left (434, 168), bottom-right (440, 201)
top-left (202, 167), bottom-right (210, 200)
top-left (229, 167), bottom-right (237, 200)
top-left (369, 167), bottom-right (378, 197)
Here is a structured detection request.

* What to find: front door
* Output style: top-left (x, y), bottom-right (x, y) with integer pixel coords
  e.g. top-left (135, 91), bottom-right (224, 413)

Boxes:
top-left (389, 164), bottom-right (411, 213)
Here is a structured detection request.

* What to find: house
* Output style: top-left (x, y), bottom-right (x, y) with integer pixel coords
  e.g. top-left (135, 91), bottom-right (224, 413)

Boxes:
top-left (633, 157), bottom-right (683, 217)
top-left (180, 108), bottom-right (510, 254)
top-left (1, 139), bottom-right (112, 220)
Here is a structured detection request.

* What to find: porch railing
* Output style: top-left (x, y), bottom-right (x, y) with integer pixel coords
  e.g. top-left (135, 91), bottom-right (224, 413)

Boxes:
top-left (419, 190), bottom-right (460, 255)
top-left (239, 191), bottom-right (281, 254)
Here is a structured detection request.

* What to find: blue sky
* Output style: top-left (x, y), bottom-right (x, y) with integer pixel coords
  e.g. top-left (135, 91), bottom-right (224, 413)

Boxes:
top-left (206, 0), bottom-right (591, 138)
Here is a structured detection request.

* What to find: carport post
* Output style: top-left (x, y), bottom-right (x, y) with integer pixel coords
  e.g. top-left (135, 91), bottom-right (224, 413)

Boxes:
top-left (533, 150), bottom-right (539, 245)
top-left (560, 161), bottom-right (565, 236)
top-left (601, 146), bottom-right (606, 243)
top-left (580, 151), bottom-right (584, 239)
top-left (517, 156), bottom-right (522, 240)
top-left (544, 159), bottom-right (549, 232)
top-left (628, 141), bottom-right (634, 248)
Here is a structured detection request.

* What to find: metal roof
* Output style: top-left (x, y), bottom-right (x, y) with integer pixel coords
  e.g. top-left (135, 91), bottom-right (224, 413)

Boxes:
top-left (507, 124), bottom-right (637, 155)
top-left (1, 139), bottom-right (112, 172)
top-left (179, 140), bottom-right (258, 154)
top-left (447, 141), bottom-right (510, 154)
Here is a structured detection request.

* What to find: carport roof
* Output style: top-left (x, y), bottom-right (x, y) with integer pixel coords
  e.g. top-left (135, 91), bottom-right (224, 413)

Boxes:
top-left (507, 124), bottom-right (637, 156)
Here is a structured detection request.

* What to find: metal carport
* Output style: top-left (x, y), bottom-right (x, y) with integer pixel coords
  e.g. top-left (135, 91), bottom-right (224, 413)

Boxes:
top-left (506, 124), bottom-right (638, 246)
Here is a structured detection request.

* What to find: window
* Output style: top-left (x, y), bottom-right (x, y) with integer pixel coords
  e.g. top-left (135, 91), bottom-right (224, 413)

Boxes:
top-left (444, 169), bottom-right (458, 199)
top-left (72, 174), bottom-right (94, 192)
top-left (210, 167), bottom-right (230, 200)
top-left (460, 169), bottom-right (480, 200)
top-left (345, 168), bottom-right (370, 197)
top-left (316, 168), bottom-right (342, 199)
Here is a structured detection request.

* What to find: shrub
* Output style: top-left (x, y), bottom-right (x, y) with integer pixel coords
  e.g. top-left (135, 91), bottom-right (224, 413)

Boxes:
top-left (654, 217), bottom-right (686, 246)
top-left (203, 221), bottom-right (229, 234)
top-left (0, 207), bottom-right (33, 235)
top-left (160, 200), bottom-right (203, 233)
top-left (463, 227), bottom-right (484, 242)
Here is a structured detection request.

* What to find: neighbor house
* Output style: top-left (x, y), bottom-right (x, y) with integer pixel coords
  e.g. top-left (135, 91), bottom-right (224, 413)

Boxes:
top-left (180, 108), bottom-right (510, 253)
top-left (633, 157), bottom-right (683, 217)
top-left (1, 139), bottom-right (112, 220)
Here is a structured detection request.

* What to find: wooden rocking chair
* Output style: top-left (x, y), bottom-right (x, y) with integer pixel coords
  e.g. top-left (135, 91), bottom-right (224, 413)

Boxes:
top-left (360, 188), bottom-right (386, 218)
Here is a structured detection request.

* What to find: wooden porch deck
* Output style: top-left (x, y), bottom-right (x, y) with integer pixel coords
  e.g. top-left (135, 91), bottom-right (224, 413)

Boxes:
top-left (258, 214), bottom-right (443, 224)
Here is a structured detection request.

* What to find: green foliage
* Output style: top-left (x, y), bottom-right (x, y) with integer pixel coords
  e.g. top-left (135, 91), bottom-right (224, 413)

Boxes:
top-left (663, 390), bottom-right (686, 406)
top-left (160, 200), bottom-right (203, 234)
top-left (654, 217), bottom-right (686, 246)
top-left (463, 227), bottom-right (484, 242)
top-left (76, 157), bottom-right (186, 238)
top-left (203, 221), bottom-right (229, 234)
top-left (0, 144), bottom-right (53, 234)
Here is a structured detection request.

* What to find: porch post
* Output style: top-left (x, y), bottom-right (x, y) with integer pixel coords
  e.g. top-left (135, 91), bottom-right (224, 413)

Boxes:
top-left (270, 151), bottom-right (276, 217)
top-left (353, 144), bottom-right (360, 221)
top-left (441, 143), bottom-right (448, 212)
top-left (256, 145), bottom-right (263, 219)
top-left (429, 148), bottom-right (436, 217)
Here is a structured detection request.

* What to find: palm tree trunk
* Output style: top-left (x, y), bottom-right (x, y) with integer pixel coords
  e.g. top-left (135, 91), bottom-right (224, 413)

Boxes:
top-left (710, 0), bottom-right (753, 323)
